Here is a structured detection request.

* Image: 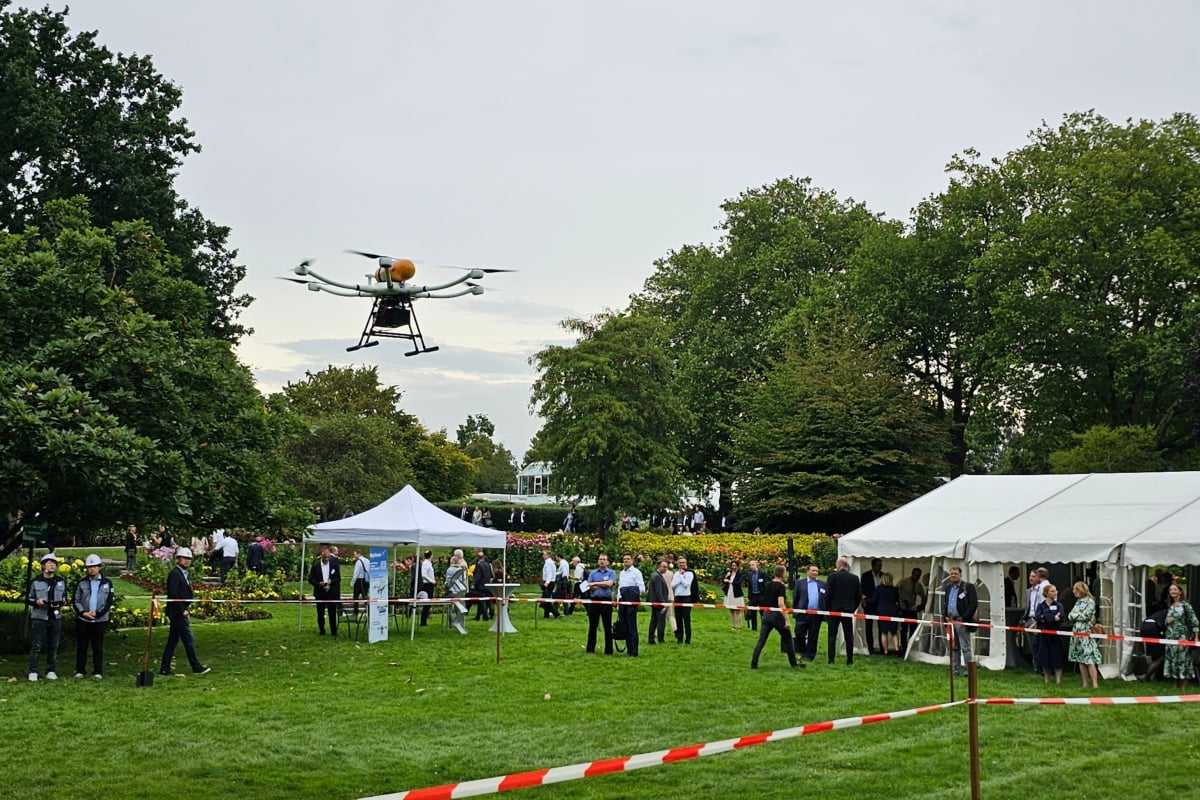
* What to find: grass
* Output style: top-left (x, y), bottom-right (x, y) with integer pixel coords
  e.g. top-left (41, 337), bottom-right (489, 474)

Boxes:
top-left (1, 595), bottom-right (1197, 800)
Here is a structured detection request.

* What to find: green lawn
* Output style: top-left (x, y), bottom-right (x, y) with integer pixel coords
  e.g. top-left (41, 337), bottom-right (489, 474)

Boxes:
top-left (1, 598), bottom-right (1196, 800)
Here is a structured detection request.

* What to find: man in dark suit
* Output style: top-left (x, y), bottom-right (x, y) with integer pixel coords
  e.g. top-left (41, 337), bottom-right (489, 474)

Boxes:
top-left (472, 551), bottom-right (493, 620)
top-left (943, 566), bottom-right (978, 677)
top-left (647, 559), bottom-right (669, 645)
top-left (826, 557), bottom-right (862, 665)
top-left (308, 546), bottom-right (341, 636)
top-left (745, 560), bottom-right (767, 632)
top-left (159, 548), bottom-right (209, 675)
top-left (792, 563), bottom-right (827, 662)
top-left (860, 558), bottom-right (883, 654)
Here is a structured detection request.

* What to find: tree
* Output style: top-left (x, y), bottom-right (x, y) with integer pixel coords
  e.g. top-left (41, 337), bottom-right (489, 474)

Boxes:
top-left (456, 414), bottom-right (517, 494)
top-left (456, 414), bottom-right (496, 446)
top-left (728, 321), bottom-right (949, 532)
top-left (0, 3), bottom-right (248, 337)
top-left (0, 200), bottom-right (301, 550)
top-left (1048, 425), bottom-right (1167, 474)
top-left (953, 112), bottom-right (1200, 470)
top-left (632, 177), bottom-right (890, 511)
top-left (529, 313), bottom-right (685, 536)
top-left (276, 366), bottom-right (475, 510)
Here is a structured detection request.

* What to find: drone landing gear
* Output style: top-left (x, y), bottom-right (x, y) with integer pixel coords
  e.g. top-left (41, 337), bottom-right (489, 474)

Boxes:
top-left (347, 296), bottom-right (439, 356)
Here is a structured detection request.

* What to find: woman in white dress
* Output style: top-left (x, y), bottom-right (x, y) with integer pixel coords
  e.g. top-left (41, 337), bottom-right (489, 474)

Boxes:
top-left (723, 559), bottom-right (745, 631)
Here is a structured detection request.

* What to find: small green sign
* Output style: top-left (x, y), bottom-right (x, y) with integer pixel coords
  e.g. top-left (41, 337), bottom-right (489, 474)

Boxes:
top-left (21, 521), bottom-right (48, 542)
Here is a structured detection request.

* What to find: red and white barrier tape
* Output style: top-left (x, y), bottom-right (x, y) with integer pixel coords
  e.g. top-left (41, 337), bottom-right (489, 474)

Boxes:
top-left (974, 694), bottom-right (1200, 706)
top-left (125, 594), bottom-right (1200, 648)
top-left (357, 700), bottom-right (963, 800)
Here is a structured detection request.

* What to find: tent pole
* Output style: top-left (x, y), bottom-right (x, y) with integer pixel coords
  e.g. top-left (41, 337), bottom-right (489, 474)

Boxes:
top-left (298, 535), bottom-right (307, 631)
top-left (496, 539), bottom-right (508, 663)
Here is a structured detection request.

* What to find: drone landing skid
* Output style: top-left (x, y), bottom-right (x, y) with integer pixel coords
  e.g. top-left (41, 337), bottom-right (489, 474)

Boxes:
top-left (346, 297), bottom-right (440, 356)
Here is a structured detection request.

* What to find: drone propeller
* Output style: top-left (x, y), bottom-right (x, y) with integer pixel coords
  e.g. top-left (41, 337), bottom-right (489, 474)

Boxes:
top-left (276, 277), bottom-right (312, 284)
top-left (345, 249), bottom-right (392, 260)
top-left (433, 264), bottom-right (517, 273)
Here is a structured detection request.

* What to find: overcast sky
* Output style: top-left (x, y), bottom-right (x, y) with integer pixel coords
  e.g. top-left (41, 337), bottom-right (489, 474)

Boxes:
top-left (62, 1), bottom-right (1200, 459)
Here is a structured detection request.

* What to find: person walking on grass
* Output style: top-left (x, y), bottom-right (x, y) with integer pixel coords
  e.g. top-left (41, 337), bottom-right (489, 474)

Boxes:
top-left (647, 559), bottom-right (669, 645)
top-left (943, 566), bottom-right (977, 678)
top-left (159, 548), bottom-right (210, 676)
top-left (27, 553), bottom-right (67, 681)
top-left (750, 565), bottom-right (803, 670)
top-left (73, 554), bottom-right (114, 679)
top-left (617, 553), bottom-right (645, 657)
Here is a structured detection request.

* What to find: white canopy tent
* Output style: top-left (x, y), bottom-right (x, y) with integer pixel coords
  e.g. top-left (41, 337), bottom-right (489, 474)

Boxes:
top-left (838, 472), bottom-right (1200, 675)
top-left (300, 485), bottom-right (507, 632)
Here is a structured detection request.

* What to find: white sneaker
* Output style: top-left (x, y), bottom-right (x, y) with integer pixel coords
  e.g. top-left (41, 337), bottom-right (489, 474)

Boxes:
top-left (93, 674), bottom-right (103, 680)
top-left (45, 671), bottom-right (58, 680)
top-left (28, 672), bottom-right (37, 682)
top-left (75, 673), bottom-right (85, 679)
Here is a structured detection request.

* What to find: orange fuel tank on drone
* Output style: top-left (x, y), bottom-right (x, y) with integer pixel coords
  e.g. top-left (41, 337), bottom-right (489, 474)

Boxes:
top-left (375, 259), bottom-right (416, 283)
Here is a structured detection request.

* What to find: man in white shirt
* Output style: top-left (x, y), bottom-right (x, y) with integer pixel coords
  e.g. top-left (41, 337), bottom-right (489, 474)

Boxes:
top-left (541, 550), bottom-right (560, 619)
top-left (569, 557), bottom-right (585, 616)
top-left (1025, 568), bottom-right (1049, 674)
top-left (555, 554), bottom-right (571, 614)
top-left (617, 553), bottom-right (646, 657)
top-left (419, 551), bottom-right (436, 626)
top-left (218, 533), bottom-right (239, 584)
top-left (351, 550), bottom-right (370, 614)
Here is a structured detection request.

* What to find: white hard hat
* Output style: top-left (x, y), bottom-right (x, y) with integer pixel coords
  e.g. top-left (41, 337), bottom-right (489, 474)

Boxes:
top-left (85, 554), bottom-right (102, 567)
top-left (40, 552), bottom-right (59, 563)
top-left (176, 547), bottom-right (194, 559)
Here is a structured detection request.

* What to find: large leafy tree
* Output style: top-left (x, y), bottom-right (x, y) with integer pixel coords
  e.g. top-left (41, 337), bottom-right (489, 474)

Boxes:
top-left (528, 313), bottom-right (685, 536)
top-left (632, 177), bottom-right (890, 510)
top-left (0, 201), bottom-right (302, 551)
top-left (728, 320), bottom-right (949, 531)
top-left (276, 366), bottom-right (475, 511)
top-left (456, 413), bottom-right (517, 494)
top-left (0, 2), bottom-right (248, 337)
top-left (1048, 425), bottom-right (1167, 474)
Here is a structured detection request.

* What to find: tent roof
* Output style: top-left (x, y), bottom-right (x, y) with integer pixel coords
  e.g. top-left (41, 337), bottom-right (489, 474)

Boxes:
top-left (307, 485), bottom-right (507, 549)
top-left (839, 472), bottom-right (1200, 566)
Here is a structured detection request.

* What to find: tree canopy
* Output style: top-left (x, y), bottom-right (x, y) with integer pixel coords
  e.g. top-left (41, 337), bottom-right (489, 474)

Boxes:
top-left (0, 2), bottom-right (248, 338)
top-left (529, 313), bottom-right (685, 535)
top-left (275, 366), bottom-right (475, 512)
top-left (0, 200), bottom-right (302, 542)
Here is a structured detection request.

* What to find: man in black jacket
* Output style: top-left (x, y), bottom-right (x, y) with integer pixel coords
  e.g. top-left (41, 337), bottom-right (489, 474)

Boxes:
top-left (825, 557), bottom-right (861, 665)
top-left (159, 548), bottom-right (210, 675)
top-left (792, 564), bottom-right (828, 662)
top-left (308, 546), bottom-right (342, 636)
top-left (943, 566), bottom-right (979, 677)
top-left (472, 551), bottom-right (493, 620)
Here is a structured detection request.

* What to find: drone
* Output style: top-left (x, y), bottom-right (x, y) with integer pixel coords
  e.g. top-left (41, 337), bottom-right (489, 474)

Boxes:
top-left (281, 249), bottom-right (512, 355)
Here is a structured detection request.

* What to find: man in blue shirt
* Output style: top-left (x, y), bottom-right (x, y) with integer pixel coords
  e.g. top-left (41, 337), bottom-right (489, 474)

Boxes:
top-left (72, 554), bottom-right (114, 679)
top-left (585, 554), bottom-right (616, 655)
top-left (943, 566), bottom-right (978, 677)
top-left (617, 554), bottom-right (646, 657)
top-left (793, 564), bottom-right (827, 662)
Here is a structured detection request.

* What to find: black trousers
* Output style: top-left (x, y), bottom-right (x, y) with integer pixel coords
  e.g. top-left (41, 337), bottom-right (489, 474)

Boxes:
top-left (752, 611), bottom-right (796, 667)
top-left (746, 594), bottom-right (761, 630)
top-left (75, 620), bottom-right (108, 676)
top-left (675, 606), bottom-right (692, 644)
top-left (619, 604), bottom-right (639, 656)
top-left (472, 589), bottom-right (493, 620)
top-left (794, 613), bottom-right (823, 661)
top-left (542, 582), bottom-right (558, 618)
top-left (827, 614), bottom-right (854, 664)
top-left (649, 606), bottom-right (667, 643)
top-left (352, 578), bottom-right (368, 613)
top-left (586, 600), bottom-right (613, 654)
top-left (315, 593), bottom-right (340, 635)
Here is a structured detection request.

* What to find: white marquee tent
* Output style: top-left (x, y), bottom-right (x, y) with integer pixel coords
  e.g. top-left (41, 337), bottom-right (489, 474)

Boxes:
top-left (300, 485), bottom-right (508, 633)
top-left (838, 472), bottom-right (1200, 676)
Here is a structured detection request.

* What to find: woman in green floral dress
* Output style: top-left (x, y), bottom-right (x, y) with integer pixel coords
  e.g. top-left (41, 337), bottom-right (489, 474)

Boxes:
top-left (1162, 582), bottom-right (1198, 689)
top-left (1067, 581), bottom-right (1101, 688)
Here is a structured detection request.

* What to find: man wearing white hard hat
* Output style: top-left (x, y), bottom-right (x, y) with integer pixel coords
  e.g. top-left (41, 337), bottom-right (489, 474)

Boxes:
top-left (73, 554), bottom-right (115, 679)
top-left (158, 547), bottom-right (210, 676)
top-left (26, 553), bottom-right (67, 681)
